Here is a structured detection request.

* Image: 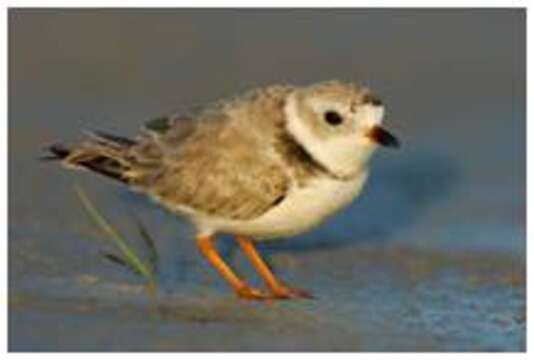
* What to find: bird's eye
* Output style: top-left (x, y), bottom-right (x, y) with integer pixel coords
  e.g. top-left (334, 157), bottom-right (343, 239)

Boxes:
top-left (324, 111), bottom-right (343, 126)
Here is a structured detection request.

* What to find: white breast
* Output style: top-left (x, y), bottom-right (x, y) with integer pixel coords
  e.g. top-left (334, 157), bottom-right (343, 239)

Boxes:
top-left (194, 171), bottom-right (368, 240)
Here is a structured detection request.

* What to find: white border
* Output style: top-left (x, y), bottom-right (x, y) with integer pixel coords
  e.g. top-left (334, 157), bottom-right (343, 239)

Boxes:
top-left (1, 1), bottom-right (531, 8)
top-left (2, 1), bottom-right (529, 356)
top-left (525, 0), bottom-right (531, 354)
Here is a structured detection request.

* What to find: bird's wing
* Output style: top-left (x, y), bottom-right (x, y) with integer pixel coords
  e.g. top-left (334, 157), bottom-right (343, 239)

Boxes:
top-left (132, 111), bottom-right (291, 221)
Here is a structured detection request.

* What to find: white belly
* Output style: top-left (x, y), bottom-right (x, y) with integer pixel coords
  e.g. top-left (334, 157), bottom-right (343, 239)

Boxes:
top-left (194, 171), bottom-right (368, 239)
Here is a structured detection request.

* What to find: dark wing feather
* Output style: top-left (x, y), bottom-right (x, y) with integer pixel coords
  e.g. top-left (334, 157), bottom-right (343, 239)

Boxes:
top-left (144, 116), bottom-right (172, 134)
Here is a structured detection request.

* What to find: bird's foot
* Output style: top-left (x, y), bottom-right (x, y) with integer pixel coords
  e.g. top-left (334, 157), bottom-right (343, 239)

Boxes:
top-left (270, 285), bottom-right (314, 300)
top-left (235, 285), bottom-right (272, 300)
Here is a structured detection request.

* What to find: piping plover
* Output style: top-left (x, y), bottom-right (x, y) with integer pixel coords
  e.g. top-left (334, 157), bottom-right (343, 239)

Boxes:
top-left (46, 80), bottom-right (400, 300)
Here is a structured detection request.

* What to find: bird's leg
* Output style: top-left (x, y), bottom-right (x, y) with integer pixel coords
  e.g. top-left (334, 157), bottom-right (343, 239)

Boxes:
top-left (196, 234), bottom-right (271, 300)
top-left (235, 235), bottom-right (313, 299)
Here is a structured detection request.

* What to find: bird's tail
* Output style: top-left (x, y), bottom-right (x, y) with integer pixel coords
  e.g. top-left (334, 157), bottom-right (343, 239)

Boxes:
top-left (42, 130), bottom-right (138, 184)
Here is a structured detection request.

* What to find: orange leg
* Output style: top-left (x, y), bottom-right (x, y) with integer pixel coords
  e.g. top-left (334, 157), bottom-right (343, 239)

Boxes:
top-left (196, 234), bottom-right (270, 300)
top-left (235, 235), bottom-right (313, 299)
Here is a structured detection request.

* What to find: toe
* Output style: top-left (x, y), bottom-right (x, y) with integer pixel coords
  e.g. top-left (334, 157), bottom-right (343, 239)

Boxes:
top-left (235, 286), bottom-right (272, 300)
top-left (271, 286), bottom-right (314, 300)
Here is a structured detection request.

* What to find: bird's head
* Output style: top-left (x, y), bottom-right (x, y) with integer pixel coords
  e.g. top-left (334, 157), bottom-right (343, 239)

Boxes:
top-left (284, 80), bottom-right (399, 178)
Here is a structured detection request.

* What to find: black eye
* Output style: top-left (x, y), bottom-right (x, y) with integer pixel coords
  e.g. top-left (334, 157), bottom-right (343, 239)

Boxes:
top-left (324, 111), bottom-right (343, 126)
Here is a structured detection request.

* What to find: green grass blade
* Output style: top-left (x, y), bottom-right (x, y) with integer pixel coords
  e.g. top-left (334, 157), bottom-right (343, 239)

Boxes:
top-left (99, 250), bottom-right (142, 275)
top-left (74, 185), bottom-right (155, 284)
top-left (132, 216), bottom-right (159, 274)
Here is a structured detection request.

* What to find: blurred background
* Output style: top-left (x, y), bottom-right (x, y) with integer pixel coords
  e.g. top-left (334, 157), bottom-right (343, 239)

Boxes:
top-left (9, 9), bottom-right (525, 351)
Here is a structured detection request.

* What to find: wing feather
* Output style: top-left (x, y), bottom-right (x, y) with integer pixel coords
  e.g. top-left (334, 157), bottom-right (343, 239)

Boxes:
top-left (134, 110), bottom-right (290, 221)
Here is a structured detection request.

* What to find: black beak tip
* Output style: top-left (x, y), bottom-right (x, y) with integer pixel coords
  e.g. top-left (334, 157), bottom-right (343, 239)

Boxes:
top-left (369, 126), bottom-right (401, 150)
top-left (388, 136), bottom-right (401, 149)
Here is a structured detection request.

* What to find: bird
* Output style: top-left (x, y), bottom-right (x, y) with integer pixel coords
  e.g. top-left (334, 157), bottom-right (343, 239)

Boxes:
top-left (45, 80), bottom-right (400, 300)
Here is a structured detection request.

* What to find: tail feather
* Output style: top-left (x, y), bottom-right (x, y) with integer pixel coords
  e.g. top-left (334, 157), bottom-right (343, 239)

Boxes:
top-left (84, 130), bottom-right (137, 147)
top-left (73, 154), bottom-right (129, 183)
top-left (40, 144), bottom-right (71, 161)
top-left (43, 131), bottom-right (137, 184)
